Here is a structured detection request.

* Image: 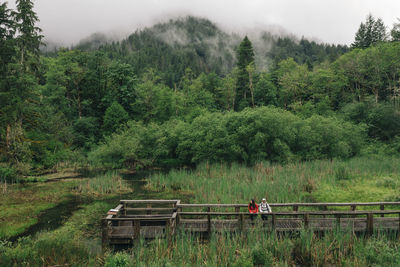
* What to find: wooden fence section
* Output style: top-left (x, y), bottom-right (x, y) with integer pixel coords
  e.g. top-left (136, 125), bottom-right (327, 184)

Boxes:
top-left (102, 201), bottom-right (400, 249)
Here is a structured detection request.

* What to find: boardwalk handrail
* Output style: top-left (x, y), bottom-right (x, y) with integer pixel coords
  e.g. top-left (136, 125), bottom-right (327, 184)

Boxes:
top-left (121, 199), bottom-right (180, 204)
top-left (178, 210), bottom-right (400, 216)
top-left (177, 201), bottom-right (400, 208)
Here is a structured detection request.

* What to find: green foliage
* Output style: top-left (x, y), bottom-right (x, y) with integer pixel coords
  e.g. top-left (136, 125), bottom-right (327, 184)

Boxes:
top-left (0, 165), bottom-right (17, 183)
top-left (235, 36), bottom-right (255, 111)
top-left (92, 106), bottom-right (365, 169)
top-left (251, 245), bottom-right (274, 266)
top-left (352, 14), bottom-right (388, 49)
top-left (104, 253), bottom-right (133, 267)
top-left (102, 101), bottom-right (129, 136)
top-left (89, 120), bottom-right (170, 169)
top-left (73, 116), bottom-right (99, 150)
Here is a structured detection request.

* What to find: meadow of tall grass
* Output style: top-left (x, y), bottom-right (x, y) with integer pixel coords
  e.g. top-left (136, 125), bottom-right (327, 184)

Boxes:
top-left (75, 171), bottom-right (132, 196)
top-left (146, 156), bottom-right (400, 205)
top-left (101, 229), bottom-right (400, 267)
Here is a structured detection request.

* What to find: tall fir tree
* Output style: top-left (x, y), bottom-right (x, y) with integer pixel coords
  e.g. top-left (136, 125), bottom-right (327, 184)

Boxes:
top-left (391, 19), bottom-right (400, 41)
top-left (352, 14), bottom-right (387, 49)
top-left (1, 0), bottom-right (43, 163)
top-left (15, 0), bottom-right (43, 70)
top-left (235, 36), bottom-right (255, 111)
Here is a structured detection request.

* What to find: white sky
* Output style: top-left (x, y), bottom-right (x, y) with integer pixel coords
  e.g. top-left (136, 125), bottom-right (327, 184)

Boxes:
top-left (7, 0), bottom-right (400, 45)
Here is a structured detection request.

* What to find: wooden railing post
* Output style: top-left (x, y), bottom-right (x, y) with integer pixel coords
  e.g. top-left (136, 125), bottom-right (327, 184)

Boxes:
top-left (101, 218), bottom-right (109, 251)
top-left (351, 205), bottom-right (356, 211)
top-left (166, 218), bottom-right (172, 246)
top-left (367, 213), bottom-right (373, 236)
top-left (207, 207), bottom-right (211, 236)
top-left (133, 219), bottom-right (140, 241)
top-left (235, 206), bottom-right (240, 230)
top-left (239, 213), bottom-right (244, 232)
top-left (398, 213), bottom-right (400, 239)
top-left (322, 205), bottom-right (327, 218)
top-left (271, 214), bottom-right (276, 232)
top-left (147, 203), bottom-right (152, 215)
top-left (336, 215), bottom-right (341, 231)
top-left (304, 213), bottom-right (309, 230)
top-left (380, 205), bottom-right (384, 217)
top-left (293, 205), bottom-right (298, 218)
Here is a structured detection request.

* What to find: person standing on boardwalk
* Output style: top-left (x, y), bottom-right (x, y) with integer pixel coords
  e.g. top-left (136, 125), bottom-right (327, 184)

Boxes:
top-left (248, 199), bottom-right (259, 220)
top-left (259, 198), bottom-right (271, 220)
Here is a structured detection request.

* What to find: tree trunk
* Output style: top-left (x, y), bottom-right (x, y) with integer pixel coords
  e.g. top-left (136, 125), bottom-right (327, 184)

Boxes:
top-left (76, 85), bottom-right (82, 119)
top-left (249, 73), bottom-right (255, 108)
top-left (6, 124), bottom-right (11, 153)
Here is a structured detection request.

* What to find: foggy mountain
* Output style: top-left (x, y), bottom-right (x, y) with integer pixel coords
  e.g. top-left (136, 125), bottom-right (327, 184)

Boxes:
top-left (61, 16), bottom-right (348, 86)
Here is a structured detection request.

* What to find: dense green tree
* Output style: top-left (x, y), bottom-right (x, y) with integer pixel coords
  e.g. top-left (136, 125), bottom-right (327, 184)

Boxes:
top-left (275, 58), bottom-right (310, 108)
top-left (253, 73), bottom-right (277, 106)
top-left (102, 101), bottom-right (129, 136)
top-left (15, 0), bottom-right (43, 70)
top-left (235, 36), bottom-right (255, 111)
top-left (352, 14), bottom-right (387, 49)
top-left (391, 19), bottom-right (400, 41)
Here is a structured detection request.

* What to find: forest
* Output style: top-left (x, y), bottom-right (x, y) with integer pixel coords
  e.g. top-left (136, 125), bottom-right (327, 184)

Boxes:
top-left (1, 0), bottom-right (400, 266)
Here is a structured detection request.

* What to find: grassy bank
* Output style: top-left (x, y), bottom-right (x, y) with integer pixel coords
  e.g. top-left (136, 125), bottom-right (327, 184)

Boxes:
top-left (0, 170), bottom-right (132, 239)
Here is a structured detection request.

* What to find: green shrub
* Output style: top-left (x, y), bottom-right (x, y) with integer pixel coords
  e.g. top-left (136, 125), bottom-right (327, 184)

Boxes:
top-left (233, 251), bottom-right (253, 267)
top-left (252, 245), bottom-right (273, 266)
top-left (91, 106), bottom-right (366, 168)
top-left (376, 177), bottom-right (397, 189)
top-left (104, 252), bottom-right (133, 267)
top-left (0, 165), bottom-right (17, 183)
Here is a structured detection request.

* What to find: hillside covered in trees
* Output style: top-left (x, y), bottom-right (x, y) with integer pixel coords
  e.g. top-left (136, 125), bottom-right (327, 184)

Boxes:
top-left (1, 0), bottom-right (400, 176)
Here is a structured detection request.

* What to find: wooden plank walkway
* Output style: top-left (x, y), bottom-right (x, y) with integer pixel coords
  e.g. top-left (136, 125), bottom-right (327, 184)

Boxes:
top-left (102, 200), bottom-right (400, 249)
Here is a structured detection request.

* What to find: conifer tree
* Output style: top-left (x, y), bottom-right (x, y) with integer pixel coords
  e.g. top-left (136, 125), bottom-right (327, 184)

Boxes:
top-left (235, 36), bottom-right (255, 111)
top-left (352, 14), bottom-right (387, 49)
top-left (391, 19), bottom-right (400, 41)
top-left (15, 0), bottom-right (43, 70)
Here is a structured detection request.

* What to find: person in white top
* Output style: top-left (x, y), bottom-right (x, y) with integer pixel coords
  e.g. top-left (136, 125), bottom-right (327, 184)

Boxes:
top-left (259, 198), bottom-right (271, 220)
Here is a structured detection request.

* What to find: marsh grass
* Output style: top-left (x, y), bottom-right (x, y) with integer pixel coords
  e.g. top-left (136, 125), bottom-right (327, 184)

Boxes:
top-left (147, 157), bottom-right (400, 213)
top-left (101, 229), bottom-right (400, 266)
top-left (75, 171), bottom-right (132, 196)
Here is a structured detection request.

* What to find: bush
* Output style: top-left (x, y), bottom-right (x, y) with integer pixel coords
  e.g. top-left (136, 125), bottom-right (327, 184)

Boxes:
top-left (0, 165), bottom-right (17, 183)
top-left (104, 252), bottom-right (133, 267)
top-left (90, 106), bottom-right (366, 168)
top-left (233, 251), bottom-right (253, 267)
top-left (252, 245), bottom-right (273, 266)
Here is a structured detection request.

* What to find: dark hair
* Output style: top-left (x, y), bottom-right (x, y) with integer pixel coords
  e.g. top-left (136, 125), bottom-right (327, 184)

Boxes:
top-left (250, 199), bottom-right (256, 208)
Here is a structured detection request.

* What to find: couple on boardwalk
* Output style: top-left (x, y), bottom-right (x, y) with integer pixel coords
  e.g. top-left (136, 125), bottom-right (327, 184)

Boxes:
top-left (248, 198), bottom-right (271, 220)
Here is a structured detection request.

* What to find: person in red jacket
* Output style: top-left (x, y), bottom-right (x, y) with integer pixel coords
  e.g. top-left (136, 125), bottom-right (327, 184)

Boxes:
top-left (248, 199), bottom-right (259, 221)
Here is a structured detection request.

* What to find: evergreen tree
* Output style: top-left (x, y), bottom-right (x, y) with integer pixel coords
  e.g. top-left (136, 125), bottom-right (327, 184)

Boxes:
top-left (235, 36), bottom-right (255, 111)
top-left (15, 0), bottom-right (43, 70)
top-left (352, 14), bottom-right (387, 49)
top-left (391, 19), bottom-right (400, 41)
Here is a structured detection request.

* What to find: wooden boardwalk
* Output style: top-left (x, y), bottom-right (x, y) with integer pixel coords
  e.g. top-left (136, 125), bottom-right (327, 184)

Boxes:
top-left (102, 200), bottom-right (400, 248)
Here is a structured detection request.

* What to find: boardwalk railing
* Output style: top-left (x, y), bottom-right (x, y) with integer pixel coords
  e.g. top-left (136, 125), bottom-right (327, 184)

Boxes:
top-left (103, 201), bottom-right (400, 249)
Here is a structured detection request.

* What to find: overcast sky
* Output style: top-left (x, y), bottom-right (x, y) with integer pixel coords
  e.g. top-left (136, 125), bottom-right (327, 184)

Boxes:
top-left (7, 0), bottom-right (400, 45)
